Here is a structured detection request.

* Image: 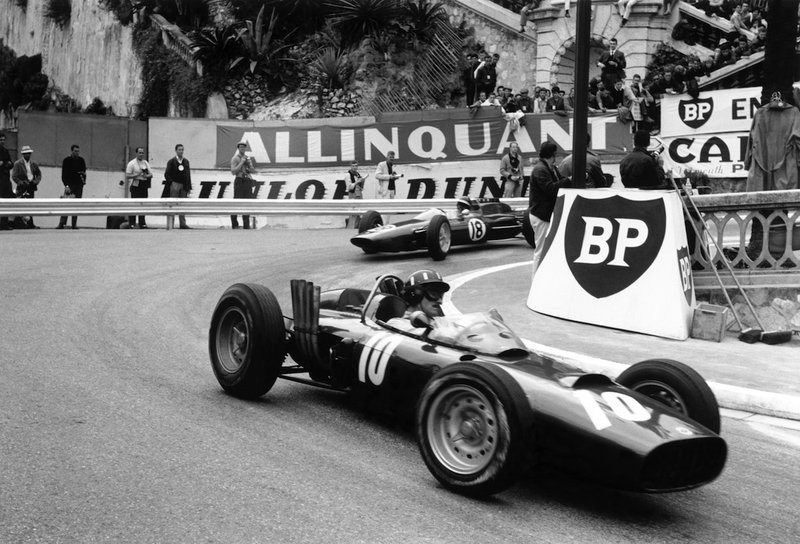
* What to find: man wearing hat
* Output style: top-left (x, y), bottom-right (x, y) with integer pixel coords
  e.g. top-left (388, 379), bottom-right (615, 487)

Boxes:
top-left (11, 144), bottom-right (42, 229)
top-left (230, 140), bottom-right (256, 229)
top-left (517, 88), bottom-right (534, 113)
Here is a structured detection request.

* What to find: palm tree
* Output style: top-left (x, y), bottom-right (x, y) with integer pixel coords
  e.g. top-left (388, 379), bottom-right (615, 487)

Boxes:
top-left (324, 0), bottom-right (402, 47)
top-left (190, 23), bottom-right (242, 89)
top-left (400, 0), bottom-right (448, 48)
top-left (230, 4), bottom-right (295, 81)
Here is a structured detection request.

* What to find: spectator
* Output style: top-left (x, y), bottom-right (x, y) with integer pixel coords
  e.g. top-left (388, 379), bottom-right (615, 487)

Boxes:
top-left (469, 91), bottom-right (488, 110)
top-left (620, 130), bottom-right (666, 189)
top-left (58, 144), bottom-right (86, 229)
top-left (230, 141), bottom-right (255, 229)
top-left (345, 160), bottom-right (366, 228)
top-left (630, 74), bottom-right (655, 125)
top-left (375, 151), bottom-right (401, 199)
top-left (713, 39), bottom-right (738, 68)
top-left (11, 145), bottom-right (42, 228)
top-left (519, 1), bottom-right (540, 33)
top-left (483, 92), bottom-right (502, 106)
top-left (125, 147), bottom-right (153, 229)
top-left (533, 87), bottom-right (549, 113)
top-left (565, 88), bottom-right (576, 112)
top-left (695, 0), bottom-right (728, 18)
top-left (672, 16), bottom-right (699, 45)
top-left (563, 1), bottom-right (574, 18)
top-left (730, 3), bottom-right (755, 39)
top-left (463, 53), bottom-right (479, 107)
top-left (559, 133), bottom-right (608, 189)
top-left (590, 81), bottom-right (616, 111)
top-left (503, 93), bottom-right (520, 113)
top-left (517, 88), bottom-right (534, 113)
top-left (547, 86), bottom-right (566, 111)
top-left (165, 143), bottom-right (192, 230)
top-left (474, 54), bottom-right (497, 99)
top-left (500, 142), bottom-right (525, 198)
top-left (529, 141), bottom-right (571, 279)
top-left (617, 0), bottom-right (640, 26)
top-left (750, 25), bottom-right (767, 51)
top-left (662, 0), bottom-right (678, 15)
top-left (0, 132), bottom-right (14, 231)
top-left (597, 38), bottom-right (627, 88)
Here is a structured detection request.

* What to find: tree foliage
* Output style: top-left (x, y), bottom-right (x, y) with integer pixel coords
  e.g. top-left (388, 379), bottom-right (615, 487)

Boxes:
top-left (44, 0), bottom-right (72, 29)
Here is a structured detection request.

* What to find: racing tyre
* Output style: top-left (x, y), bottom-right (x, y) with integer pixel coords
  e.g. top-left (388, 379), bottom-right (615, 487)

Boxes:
top-left (209, 283), bottom-right (287, 399)
top-left (426, 215), bottom-right (451, 261)
top-left (521, 216), bottom-right (535, 248)
top-left (617, 359), bottom-right (721, 434)
top-left (415, 363), bottom-right (532, 496)
top-left (358, 210), bottom-right (383, 234)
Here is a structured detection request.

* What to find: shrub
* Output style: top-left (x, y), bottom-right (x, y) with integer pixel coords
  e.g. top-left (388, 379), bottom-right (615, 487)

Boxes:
top-left (44, 0), bottom-right (72, 29)
top-left (85, 97), bottom-right (108, 115)
top-left (309, 47), bottom-right (351, 90)
top-left (15, 0), bottom-right (28, 10)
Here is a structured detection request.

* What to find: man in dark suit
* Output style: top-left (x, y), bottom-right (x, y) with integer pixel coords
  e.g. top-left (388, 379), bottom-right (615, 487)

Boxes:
top-left (597, 38), bottom-right (626, 89)
top-left (529, 141), bottom-right (571, 278)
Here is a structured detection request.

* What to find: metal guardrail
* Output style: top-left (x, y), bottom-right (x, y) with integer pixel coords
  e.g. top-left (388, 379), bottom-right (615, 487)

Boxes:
top-left (0, 198), bottom-right (531, 219)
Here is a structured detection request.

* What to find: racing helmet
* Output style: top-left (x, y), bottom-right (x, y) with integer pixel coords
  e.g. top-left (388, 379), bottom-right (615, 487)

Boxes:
top-left (403, 269), bottom-right (450, 304)
top-left (456, 196), bottom-right (477, 213)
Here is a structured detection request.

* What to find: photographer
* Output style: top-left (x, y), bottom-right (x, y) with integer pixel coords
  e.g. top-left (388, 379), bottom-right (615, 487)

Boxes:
top-left (125, 147), bottom-right (153, 229)
top-left (499, 142), bottom-right (525, 197)
top-left (230, 141), bottom-right (256, 229)
top-left (620, 130), bottom-right (666, 189)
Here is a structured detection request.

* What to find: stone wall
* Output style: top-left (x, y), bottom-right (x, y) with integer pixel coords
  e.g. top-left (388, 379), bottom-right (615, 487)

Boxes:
top-left (446, 0), bottom-right (673, 92)
top-left (444, 0), bottom-right (538, 95)
top-left (0, 0), bottom-right (142, 116)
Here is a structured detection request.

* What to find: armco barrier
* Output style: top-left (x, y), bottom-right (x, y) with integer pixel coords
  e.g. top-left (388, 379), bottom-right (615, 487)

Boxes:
top-left (0, 198), bottom-right (531, 228)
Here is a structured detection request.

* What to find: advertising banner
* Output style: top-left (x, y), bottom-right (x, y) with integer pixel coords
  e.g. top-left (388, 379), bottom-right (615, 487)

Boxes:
top-left (660, 87), bottom-right (761, 178)
top-left (148, 110), bottom-right (632, 173)
top-left (528, 188), bottom-right (695, 340)
top-left (149, 160), bottom-right (530, 202)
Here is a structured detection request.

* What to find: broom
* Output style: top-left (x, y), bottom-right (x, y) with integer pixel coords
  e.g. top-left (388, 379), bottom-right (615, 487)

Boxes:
top-left (670, 177), bottom-right (793, 345)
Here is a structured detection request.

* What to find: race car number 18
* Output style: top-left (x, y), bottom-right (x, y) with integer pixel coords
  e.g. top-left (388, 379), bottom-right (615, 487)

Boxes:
top-left (467, 218), bottom-right (486, 241)
top-left (574, 390), bottom-right (650, 430)
top-left (358, 333), bottom-right (402, 386)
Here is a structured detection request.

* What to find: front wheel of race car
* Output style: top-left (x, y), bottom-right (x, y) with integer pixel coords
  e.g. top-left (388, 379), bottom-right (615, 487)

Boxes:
top-left (209, 283), bottom-right (287, 399)
top-left (358, 210), bottom-right (383, 234)
top-left (617, 359), bottom-right (721, 434)
top-left (426, 215), bottom-right (451, 261)
top-left (415, 363), bottom-right (531, 497)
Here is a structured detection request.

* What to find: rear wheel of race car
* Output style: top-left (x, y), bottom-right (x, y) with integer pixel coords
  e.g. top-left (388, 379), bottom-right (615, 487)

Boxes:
top-left (415, 363), bottom-right (531, 496)
top-left (617, 359), bottom-right (720, 434)
top-left (426, 215), bottom-right (451, 261)
top-left (358, 210), bottom-right (383, 234)
top-left (209, 283), bottom-right (287, 399)
top-left (521, 216), bottom-right (535, 248)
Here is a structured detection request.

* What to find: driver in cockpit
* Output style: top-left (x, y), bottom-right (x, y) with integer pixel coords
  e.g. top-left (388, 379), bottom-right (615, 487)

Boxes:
top-left (456, 196), bottom-right (478, 218)
top-left (386, 269), bottom-right (450, 330)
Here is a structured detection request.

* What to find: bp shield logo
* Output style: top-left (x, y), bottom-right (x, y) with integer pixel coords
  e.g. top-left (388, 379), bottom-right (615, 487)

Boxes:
top-left (678, 97), bottom-right (714, 129)
top-left (565, 195), bottom-right (666, 298)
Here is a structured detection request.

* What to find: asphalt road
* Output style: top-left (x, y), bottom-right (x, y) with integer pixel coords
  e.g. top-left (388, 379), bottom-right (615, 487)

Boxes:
top-left (1, 228), bottom-right (799, 543)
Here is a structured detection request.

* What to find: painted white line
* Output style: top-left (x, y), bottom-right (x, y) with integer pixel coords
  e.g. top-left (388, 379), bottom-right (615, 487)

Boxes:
top-left (442, 260), bottom-right (800, 422)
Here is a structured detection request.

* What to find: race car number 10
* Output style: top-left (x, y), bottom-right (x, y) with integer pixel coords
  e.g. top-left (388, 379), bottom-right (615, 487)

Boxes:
top-left (358, 333), bottom-right (402, 386)
top-left (574, 390), bottom-right (650, 430)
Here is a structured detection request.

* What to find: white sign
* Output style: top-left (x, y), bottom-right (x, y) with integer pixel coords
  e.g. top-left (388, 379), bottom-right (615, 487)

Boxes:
top-left (528, 188), bottom-right (695, 340)
top-left (660, 86), bottom-right (761, 137)
top-left (661, 132), bottom-right (749, 178)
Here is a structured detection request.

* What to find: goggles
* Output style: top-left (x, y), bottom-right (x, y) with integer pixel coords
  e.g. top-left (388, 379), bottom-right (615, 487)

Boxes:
top-left (423, 290), bottom-right (444, 302)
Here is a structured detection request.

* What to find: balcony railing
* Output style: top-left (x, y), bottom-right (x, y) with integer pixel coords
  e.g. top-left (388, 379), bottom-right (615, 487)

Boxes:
top-left (690, 190), bottom-right (800, 288)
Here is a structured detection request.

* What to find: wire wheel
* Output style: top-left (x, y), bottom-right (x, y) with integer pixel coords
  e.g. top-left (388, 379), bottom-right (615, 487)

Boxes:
top-left (426, 383), bottom-right (498, 475)
top-left (214, 307), bottom-right (249, 374)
